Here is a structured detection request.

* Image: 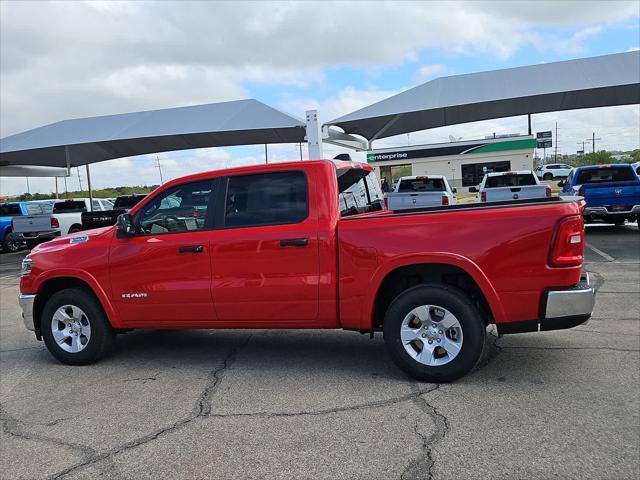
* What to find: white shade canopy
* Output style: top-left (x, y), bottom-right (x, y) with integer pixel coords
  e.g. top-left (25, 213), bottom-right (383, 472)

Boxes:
top-left (0, 165), bottom-right (70, 177)
top-left (328, 51), bottom-right (640, 141)
top-left (0, 99), bottom-right (306, 167)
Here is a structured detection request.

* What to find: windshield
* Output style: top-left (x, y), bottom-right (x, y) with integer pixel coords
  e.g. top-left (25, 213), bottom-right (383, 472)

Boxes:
top-left (397, 177), bottom-right (445, 192)
top-left (0, 204), bottom-right (21, 216)
top-left (53, 201), bottom-right (87, 213)
top-left (337, 169), bottom-right (384, 217)
top-left (486, 173), bottom-right (537, 188)
top-left (576, 167), bottom-right (636, 184)
top-left (114, 195), bottom-right (146, 209)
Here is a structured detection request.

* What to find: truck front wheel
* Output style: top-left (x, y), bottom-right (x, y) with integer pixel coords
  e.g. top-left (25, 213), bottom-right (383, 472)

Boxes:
top-left (41, 288), bottom-right (115, 365)
top-left (383, 284), bottom-right (485, 382)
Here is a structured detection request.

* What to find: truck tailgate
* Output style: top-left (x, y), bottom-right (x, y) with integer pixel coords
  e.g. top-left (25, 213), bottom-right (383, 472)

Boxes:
top-left (386, 192), bottom-right (444, 210)
top-left (485, 185), bottom-right (548, 202)
top-left (12, 215), bottom-right (52, 234)
top-left (583, 181), bottom-right (640, 208)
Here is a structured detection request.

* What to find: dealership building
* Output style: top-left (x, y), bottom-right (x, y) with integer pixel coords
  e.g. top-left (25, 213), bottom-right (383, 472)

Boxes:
top-left (367, 135), bottom-right (536, 191)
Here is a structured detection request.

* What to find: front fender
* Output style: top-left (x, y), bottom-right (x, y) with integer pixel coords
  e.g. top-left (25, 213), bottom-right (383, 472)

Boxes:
top-left (30, 268), bottom-right (121, 327)
top-left (365, 252), bottom-right (506, 325)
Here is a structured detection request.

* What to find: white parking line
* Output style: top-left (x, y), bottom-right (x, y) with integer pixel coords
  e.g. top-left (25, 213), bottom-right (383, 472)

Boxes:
top-left (585, 242), bottom-right (615, 262)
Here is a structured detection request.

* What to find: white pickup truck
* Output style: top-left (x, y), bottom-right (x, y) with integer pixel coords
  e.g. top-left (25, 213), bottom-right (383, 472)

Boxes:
top-left (52, 198), bottom-right (113, 235)
top-left (470, 170), bottom-right (551, 202)
top-left (385, 175), bottom-right (456, 210)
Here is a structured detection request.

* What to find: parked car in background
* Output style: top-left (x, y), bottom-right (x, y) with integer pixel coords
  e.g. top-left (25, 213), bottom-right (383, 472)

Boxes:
top-left (19, 159), bottom-right (595, 382)
top-left (536, 163), bottom-right (572, 180)
top-left (81, 194), bottom-right (147, 230)
top-left (560, 164), bottom-right (640, 227)
top-left (386, 175), bottom-right (456, 210)
top-left (470, 170), bottom-right (551, 202)
top-left (52, 198), bottom-right (113, 235)
top-left (11, 202), bottom-right (60, 249)
top-left (1, 202), bottom-right (58, 252)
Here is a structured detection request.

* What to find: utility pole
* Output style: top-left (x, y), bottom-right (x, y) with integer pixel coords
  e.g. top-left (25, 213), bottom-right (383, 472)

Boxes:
top-left (554, 122), bottom-right (558, 161)
top-left (76, 167), bottom-right (83, 192)
top-left (589, 132), bottom-right (601, 153)
top-left (156, 155), bottom-right (164, 185)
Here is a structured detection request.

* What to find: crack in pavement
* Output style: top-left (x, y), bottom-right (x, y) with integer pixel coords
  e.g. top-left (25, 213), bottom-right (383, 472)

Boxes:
top-left (45, 334), bottom-right (253, 480)
top-left (400, 384), bottom-right (449, 480)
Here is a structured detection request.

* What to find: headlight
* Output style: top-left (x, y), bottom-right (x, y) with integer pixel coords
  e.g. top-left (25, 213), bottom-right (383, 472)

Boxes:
top-left (21, 258), bottom-right (33, 276)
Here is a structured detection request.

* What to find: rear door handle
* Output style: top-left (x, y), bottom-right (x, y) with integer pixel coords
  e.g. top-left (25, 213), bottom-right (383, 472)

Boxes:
top-left (280, 238), bottom-right (308, 247)
top-left (179, 245), bottom-right (204, 253)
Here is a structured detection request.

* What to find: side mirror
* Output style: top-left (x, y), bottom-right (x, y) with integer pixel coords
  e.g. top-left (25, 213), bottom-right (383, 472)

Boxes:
top-left (468, 186), bottom-right (478, 193)
top-left (557, 180), bottom-right (565, 187)
top-left (452, 187), bottom-right (457, 194)
top-left (115, 213), bottom-right (135, 237)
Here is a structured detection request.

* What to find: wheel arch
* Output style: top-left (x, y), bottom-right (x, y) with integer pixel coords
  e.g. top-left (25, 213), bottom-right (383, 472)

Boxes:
top-left (366, 255), bottom-right (505, 330)
top-left (33, 273), bottom-right (119, 337)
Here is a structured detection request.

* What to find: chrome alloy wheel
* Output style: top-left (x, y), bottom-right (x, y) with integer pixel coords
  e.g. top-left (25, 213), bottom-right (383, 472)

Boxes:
top-left (400, 305), bottom-right (464, 366)
top-left (51, 305), bottom-right (91, 353)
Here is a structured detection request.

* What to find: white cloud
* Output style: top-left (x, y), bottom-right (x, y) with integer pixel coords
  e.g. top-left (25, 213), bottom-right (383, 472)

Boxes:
top-left (416, 64), bottom-right (448, 81)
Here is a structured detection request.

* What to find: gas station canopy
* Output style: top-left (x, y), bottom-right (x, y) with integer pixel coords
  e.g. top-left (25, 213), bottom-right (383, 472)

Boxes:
top-left (0, 99), bottom-right (306, 167)
top-left (327, 51), bottom-right (640, 142)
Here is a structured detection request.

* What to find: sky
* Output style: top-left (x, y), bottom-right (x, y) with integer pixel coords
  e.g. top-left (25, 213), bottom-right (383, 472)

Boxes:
top-left (1, 0), bottom-right (639, 196)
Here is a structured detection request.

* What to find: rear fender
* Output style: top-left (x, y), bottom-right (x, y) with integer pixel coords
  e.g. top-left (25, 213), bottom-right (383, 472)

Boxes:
top-left (366, 252), bottom-right (506, 324)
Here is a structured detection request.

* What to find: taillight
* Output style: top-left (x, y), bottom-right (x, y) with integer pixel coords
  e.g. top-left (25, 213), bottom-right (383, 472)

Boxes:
top-left (480, 191), bottom-right (486, 202)
top-left (546, 186), bottom-right (551, 197)
top-left (51, 217), bottom-right (59, 228)
top-left (442, 195), bottom-right (449, 206)
top-left (549, 216), bottom-right (584, 267)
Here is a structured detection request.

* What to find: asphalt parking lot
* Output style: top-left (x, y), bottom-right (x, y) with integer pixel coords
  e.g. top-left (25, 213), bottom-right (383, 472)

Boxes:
top-left (1, 224), bottom-right (638, 480)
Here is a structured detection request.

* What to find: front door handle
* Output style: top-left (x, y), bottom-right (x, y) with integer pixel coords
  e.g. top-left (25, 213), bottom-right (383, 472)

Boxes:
top-left (280, 238), bottom-right (308, 247)
top-left (179, 245), bottom-right (204, 253)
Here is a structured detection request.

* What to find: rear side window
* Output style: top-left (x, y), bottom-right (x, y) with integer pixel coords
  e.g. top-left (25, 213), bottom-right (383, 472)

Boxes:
top-left (576, 167), bottom-right (636, 184)
top-left (53, 201), bottom-right (87, 213)
top-left (397, 178), bottom-right (445, 192)
top-left (486, 173), bottom-right (537, 188)
top-left (224, 171), bottom-right (308, 228)
top-left (0, 204), bottom-right (22, 216)
top-left (114, 195), bottom-right (145, 209)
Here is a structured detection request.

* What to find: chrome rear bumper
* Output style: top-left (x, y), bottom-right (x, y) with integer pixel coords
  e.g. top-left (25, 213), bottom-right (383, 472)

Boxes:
top-left (541, 272), bottom-right (595, 331)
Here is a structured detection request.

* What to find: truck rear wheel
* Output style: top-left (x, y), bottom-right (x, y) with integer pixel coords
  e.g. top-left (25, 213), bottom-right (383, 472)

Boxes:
top-left (41, 288), bottom-right (115, 365)
top-left (543, 173), bottom-right (553, 180)
top-left (2, 231), bottom-right (21, 253)
top-left (383, 284), bottom-right (485, 382)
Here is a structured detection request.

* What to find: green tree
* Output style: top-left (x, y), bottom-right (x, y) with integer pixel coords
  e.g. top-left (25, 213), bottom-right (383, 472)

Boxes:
top-left (631, 149), bottom-right (640, 162)
top-left (570, 150), bottom-right (614, 167)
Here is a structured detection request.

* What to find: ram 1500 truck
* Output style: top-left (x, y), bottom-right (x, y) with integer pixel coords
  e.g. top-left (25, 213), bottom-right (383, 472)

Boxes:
top-left (385, 175), bottom-right (456, 210)
top-left (18, 160), bottom-right (595, 382)
top-left (560, 164), bottom-right (640, 227)
top-left (470, 170), bottom-right (551, 202)
top-left (1, 202), bottom-right (58, 252)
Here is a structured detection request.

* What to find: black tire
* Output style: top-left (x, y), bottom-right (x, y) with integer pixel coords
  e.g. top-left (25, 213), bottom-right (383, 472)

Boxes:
top-left (41, 288), bottom-right (115, 365)
top-left (383, 284), bottom-right (485, 382)
top-left (68, 226), bottom-right (82, 234)
top-left (543, 173), bottom-right (553, 180)
top-left (2, 231), bottom-right (21, 253)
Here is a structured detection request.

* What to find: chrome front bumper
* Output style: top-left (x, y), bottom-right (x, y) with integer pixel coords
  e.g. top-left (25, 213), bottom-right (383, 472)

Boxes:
top-left (18, 294), bottom-right (36, 331)
top-left (541, 272), bottom-right (596, 331)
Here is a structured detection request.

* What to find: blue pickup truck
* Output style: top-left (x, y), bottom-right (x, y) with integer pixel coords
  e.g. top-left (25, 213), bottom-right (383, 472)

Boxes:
top-left (560, 164), bottom-right (640, 228)
top-left (0, 201), bottom-right (56, 253)
top-left (0, 202), bottom-right (29, 252)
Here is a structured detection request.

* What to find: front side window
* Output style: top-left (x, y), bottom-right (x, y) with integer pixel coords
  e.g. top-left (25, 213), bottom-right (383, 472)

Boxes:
top-left (137, 180), bottom-right (212, 234)
top-left (224, 171), bottom-right (308, 228)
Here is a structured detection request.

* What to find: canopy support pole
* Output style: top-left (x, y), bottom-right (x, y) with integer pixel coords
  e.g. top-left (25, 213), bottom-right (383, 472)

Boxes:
top-left (55, 177), bottom-right (59, 199)
top-left (86, 164), bottom-right (93, 212)
top-left (305, 110), bottom-right (323, 160)
top-left (527, 114), bottom-right (532, 135)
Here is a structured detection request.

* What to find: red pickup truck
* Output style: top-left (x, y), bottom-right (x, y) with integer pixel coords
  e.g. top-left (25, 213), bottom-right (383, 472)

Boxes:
top-left (18, 160), bottom-right (595, 382)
